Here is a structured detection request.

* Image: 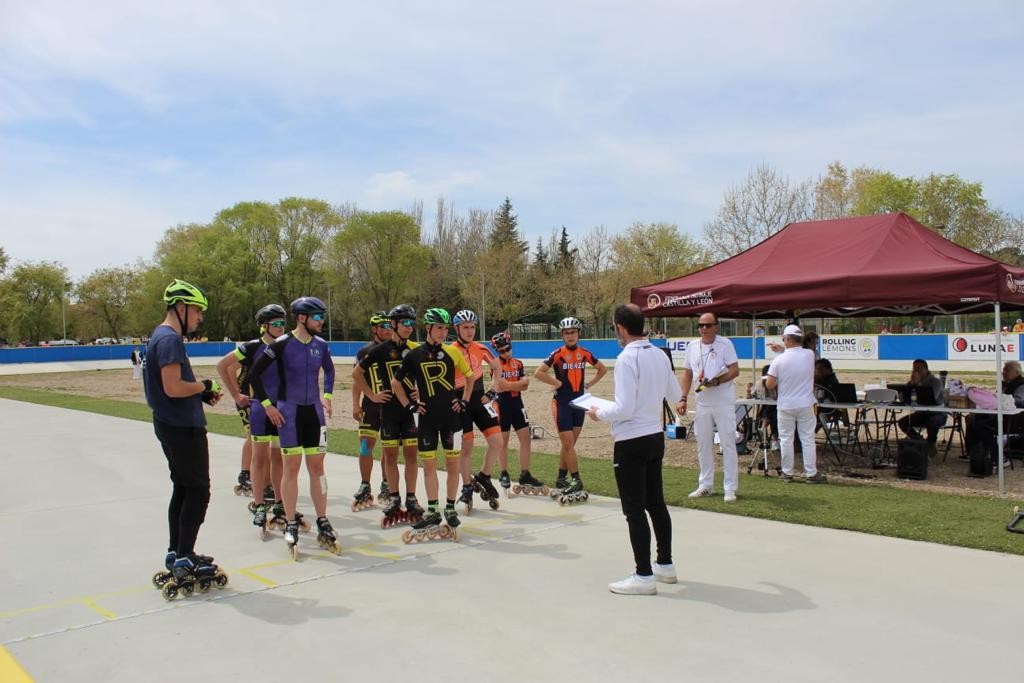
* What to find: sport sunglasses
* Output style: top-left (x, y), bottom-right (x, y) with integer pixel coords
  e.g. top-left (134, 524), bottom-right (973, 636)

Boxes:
top-left (310, 313), bottom-right (325, 321)
top-left (268, 320), bottom-right (286, 328)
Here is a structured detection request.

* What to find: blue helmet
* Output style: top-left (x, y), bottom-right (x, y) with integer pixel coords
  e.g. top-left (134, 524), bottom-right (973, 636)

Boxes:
top-left (453, 309), bottom-right (479, 325)
top-left (290, 296), bottom-right (326, 316)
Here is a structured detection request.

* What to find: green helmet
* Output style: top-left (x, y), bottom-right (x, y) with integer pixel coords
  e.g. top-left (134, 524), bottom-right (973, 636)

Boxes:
top-left (163, 279), bottom-right (208, 311)
top-left (423, 307), bottom-right (451, 325)
top-left (369, 311), bottom-right (388, 326)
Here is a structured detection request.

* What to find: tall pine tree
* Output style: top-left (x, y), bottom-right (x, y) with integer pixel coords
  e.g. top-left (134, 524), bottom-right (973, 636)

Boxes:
top-left (490, 197), bottom-right (528, 253)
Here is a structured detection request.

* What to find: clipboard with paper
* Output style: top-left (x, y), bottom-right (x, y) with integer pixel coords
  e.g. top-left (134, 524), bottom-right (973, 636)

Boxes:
top-left (568, 392), bottom-right (616, 412)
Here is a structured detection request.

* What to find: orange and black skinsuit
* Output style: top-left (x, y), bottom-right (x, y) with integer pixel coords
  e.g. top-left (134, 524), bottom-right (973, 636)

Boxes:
top-left (450, 339), bottom-right (501, 442)
top-left (393, 341), bottom-right (473, 459)
top-left (543, 344), bottom-right (600, 432)
top-left (496, 354), bottom-right (529, 432)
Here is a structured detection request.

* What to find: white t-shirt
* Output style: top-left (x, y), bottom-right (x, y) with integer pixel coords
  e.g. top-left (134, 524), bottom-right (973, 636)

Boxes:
top-left (683, 336), bottom-right (738, 408)
top-left (767, 346), bottom-right (816, 410)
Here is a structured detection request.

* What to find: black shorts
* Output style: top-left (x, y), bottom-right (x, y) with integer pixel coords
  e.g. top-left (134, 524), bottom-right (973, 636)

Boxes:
top-left (552, 399), bottom-right (585, 432)
top-left (499, 399), bottom-right (530, 432)
top-left (460, 391), bottom-right (500, 437)
top-left (279, 403), bottom-right (326, 456)
top-left (418, 415), bottom-right (456, 459)
top-left (358, 398), bottom-right (382, 438)
top-left (380, 406), bottom-right (418, 448)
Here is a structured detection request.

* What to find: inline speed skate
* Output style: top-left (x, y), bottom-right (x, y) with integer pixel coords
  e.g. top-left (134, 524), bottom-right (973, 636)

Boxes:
top-left (381, 496), bottom-right (407, 528)
top-left (316, 517), bottom-right (341, 555)
top-left (472, 472), bottom-right (500, 510)
top-left (511, 470), bottom-right (549, 496)
top-left (458, 484), bottom-right (475, 514)
top-left (401, 509), bottom-right (458, 544)
top-left (557, 476), bottom-right (589, 506)
top-left (233, 470), bottom-right (253, 496)
top-left (253, 503), bottom-right (269, 540)
top-left (161, 554), bottom-right (228, 601)
top-left (377, 481), bottom-right (391, 505)
top-left (284, 520), bottom-right (301, 560)
top-left (549, 475), bottom-right (569, 499)
top-left (498, 471), bottom-right (511, 497)
top-left (152, 551), bottom-right (177, 589)
top-left (351, 482), bottom-right (375, 512)
top-left (247, 485), bottom-right (277, 513)
top-left (268, 502), bottom-right (311, 533)
top-left (404, 496), bottom-right (425, 524)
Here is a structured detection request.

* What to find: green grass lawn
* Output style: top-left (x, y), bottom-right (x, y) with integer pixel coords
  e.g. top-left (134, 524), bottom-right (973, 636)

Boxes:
top-left (2, 384), bottom-right (1022, 555)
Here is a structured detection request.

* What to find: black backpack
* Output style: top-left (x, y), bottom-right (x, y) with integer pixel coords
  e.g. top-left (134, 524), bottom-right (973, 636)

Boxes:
top-left (968, 440), bottom-right (992, 477)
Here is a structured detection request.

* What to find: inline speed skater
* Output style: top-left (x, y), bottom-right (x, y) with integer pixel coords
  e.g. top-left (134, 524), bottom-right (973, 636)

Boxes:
top-left (353, 304), bottom-right (424, 528)
top-left (533, 316), bottom-right (607, 504)
top-left (350, 311), bottom-right (393, 511)
top-left (490, 332), bottom-right (547, 496)
top-left (449, 309), bottom-right (508, 511)
top-left (217, 303), bottom-right (288, 539)
top-left (145, 279), bottom-right (229, 599)
top-left (250, 296), bottom-right (339, 559)
top-left (391, 308), bottom-right (474, 542)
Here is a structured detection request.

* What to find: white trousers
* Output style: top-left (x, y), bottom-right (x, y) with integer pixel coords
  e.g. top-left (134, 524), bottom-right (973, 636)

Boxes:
top-left (694, 403), bottom-right (739, 493)
top-left (132, 365), bottom-right (142, 380)
top-left (778, 406), bottom-right (817, 476)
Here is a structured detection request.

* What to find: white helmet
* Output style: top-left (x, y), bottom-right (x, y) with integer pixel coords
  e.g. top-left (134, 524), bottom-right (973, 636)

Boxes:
top-left (558, 317), bottom-right (581, 331)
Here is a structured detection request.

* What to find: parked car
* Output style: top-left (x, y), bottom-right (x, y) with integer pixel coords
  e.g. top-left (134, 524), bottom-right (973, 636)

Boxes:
top-left (94, 337), bottom-right (116, 345)
top-left (48, 339), bottom-right (80, 346)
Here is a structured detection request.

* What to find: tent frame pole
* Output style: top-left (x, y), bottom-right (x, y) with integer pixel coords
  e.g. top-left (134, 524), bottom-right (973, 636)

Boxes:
top-left (996, 302), bottom-right (1004, 495)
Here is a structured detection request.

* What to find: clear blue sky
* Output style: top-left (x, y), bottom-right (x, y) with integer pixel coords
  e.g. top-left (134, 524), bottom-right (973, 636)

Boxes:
top-left (1, 1), bottom-right (1021, 278)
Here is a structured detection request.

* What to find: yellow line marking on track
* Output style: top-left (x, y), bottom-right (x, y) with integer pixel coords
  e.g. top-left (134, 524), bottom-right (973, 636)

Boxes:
top-left (80, 599), bottom-right (117, 620)
top-left (0, 644), bottom-right (34, 682)
top-left (236, 569), bottom-right (277, 587)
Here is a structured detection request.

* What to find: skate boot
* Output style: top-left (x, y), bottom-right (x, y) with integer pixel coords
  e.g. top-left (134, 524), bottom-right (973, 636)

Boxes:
top-left (380, 495), bottom-right (407, 529)
top-left (401, 510), bottom-right (445, 544)
top-left (268, 501), bottom-right (288, 531)
top-left (152, 551), bottom-right (177, 589)
top-left (161, 554), bottom-right (228, 601)
top-left (262, 485), bottom-right (275, 501)
top-left (377, 481), bottom-right (392, 505)
top-left (549, 475), bottom-right (569, 499)
top-left (404, 495), bottom-right (425, 524)
top-left (557, 476), bottom-right (589, 506)
top-left (458, 484), bottom-right (475, 514)
top-left (233, 470), bottom-right (253, 496)
top-left (284, 520), bottom-right (301, 560)
top-left (351, 482), bottom-right (375, 512)
top-left (253, 503), bottom-right (269, 540)
top-left (513, 470), bottom-right (549, 496)
top-left (498, 470), bottom-right (511, 496)
top-left (443, 507), bottom-right (461, 542)
top-left (472, 472), bottom-right (500, 510)
top-left (316, 516), bottom-right (342, 555)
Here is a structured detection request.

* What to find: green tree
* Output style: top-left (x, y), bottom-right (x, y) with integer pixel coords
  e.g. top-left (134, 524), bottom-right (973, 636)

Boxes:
top-left (490, 197), bottom-right (527, 253)
top-left (850, 170), bottom-right (918, 216)
top-left (0, 261), bottom-right (69, 343)
top-left (0, 245), bottom-right (8, 276)
top-left (75, 266), bottom-right (142, 340)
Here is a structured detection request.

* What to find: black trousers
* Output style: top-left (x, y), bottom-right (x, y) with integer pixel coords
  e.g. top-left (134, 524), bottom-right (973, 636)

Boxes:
top-left (154, 420), bottom-right (211, 557)
top-left (613, 432), bottom-right (672, 576)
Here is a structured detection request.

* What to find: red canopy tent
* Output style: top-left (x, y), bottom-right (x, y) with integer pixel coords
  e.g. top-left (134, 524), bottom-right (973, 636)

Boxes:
top-left (631, 213), bottom-right (1024, 319)
top-left (631, 212), bottom-right (1024, 494)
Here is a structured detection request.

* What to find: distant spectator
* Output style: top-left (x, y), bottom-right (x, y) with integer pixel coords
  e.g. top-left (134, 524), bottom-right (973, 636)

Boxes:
top-left (802, 331), bottom-right (820, 358)
top-left (879, 321), bottom-right (891, 334)
top-left (1013, 319), bottom-right (1024, 333)
top-left (912, 320), bottom-right (926, 334)
top-left (131, 347), bottom-right (143, 380)
top-left (1001, 326), bottom-right (1011, 335)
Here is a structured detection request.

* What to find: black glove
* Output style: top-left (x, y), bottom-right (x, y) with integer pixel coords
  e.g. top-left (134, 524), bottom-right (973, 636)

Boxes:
top-left (407, 401), bottom-right (424, 415)
top-left (452, 397), bottom-right (469, 412)
top-left (201, 379), bottom-right (220, 405)
top-left (484, 390), bottom-right (498, 402)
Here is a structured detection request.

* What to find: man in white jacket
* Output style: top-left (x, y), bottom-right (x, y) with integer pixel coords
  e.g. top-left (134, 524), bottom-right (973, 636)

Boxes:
top-left (588, 304), bottom-right (682, 595)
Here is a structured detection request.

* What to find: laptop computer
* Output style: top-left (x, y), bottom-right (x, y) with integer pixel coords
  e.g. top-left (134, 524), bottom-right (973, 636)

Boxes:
top-left (831, 383), bottom-right (858, 404)
top-left (887, 383), bottom-right (937, 406)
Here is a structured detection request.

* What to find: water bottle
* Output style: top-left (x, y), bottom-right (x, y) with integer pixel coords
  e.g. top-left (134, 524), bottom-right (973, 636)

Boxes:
top-left (910, 387), bottom-right (918, 406)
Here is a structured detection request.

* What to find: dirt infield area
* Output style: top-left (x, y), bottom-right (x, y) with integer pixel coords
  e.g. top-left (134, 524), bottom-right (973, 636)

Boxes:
top-left (1, 365), bottom-right (1020, 497)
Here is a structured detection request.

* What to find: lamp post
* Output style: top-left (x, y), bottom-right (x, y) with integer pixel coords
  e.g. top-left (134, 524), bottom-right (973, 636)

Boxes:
top-left (61, 281), bottom-right (71, 342)
top-left (327, 285), bottom-right (333, 341)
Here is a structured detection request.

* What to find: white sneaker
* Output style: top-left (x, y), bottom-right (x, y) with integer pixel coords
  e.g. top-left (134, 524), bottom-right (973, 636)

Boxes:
top-left (653, 562), bottom-right (677, 584)
top-left (688, 487), bottom-right (713, 498)
top-left (608, 573), bottom-right (657, 595)
top-left (724, 491), bottom-right (737, 502)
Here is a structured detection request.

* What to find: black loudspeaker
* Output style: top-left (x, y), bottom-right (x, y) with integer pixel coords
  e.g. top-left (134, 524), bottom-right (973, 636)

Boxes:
top-left (897, 438), bottom-right (929, 480)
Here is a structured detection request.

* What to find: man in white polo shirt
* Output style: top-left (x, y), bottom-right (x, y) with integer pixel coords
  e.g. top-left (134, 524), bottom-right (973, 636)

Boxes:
top-left (679, 312), bottom-right (741, 502)
top-left (766, 324), bottom-right (827, 483)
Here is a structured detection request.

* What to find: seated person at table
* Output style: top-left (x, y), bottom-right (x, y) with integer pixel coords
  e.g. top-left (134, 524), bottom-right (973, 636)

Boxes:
top-left (814, 359), bottom-right (849, 429)
top-left (896, 359), bottom-right (946, 455)
top-left (965, 360), bottom-right (1024, 466)
top-left (752, 364), bottom-right (778, 447)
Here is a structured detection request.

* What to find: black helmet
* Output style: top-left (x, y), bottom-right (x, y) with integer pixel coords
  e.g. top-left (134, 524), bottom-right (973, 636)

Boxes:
top-left (291, 296), bottom-right (326, 316)
top-left (256, 304), bottom-right (287, 324)
top-left (388, 303), bottom-right (417, 320)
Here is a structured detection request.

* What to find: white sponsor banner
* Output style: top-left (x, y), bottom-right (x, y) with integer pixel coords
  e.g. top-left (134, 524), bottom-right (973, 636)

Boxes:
top-left (948, 334), bottom-right (1018, 360)
top-left (820, 335), bottom-right (879, 360)
top-left (666, 338), bottom-right (696, 363)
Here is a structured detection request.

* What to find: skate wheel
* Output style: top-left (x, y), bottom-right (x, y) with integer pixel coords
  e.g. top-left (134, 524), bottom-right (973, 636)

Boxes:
top-left (233, 485), bottom-right (243, 496)
top-left (511, 485), bottom-right (522, 495)
top-left (161, 582), bottom-right (179, 601)
top-left (426, 529), bottom-right (438, 539)
top-left (331, 541), bottom-right (342, 555)
top-left (300, 520), bottom-right (312, 533)
top-left (248, 501), bottom-right (258, 513)
top-left (215, 572), bottom-right (229, 588)
top-left (401, 529), bottom-right (414, 544)
top-left (350, 502), bottom-right (359, 512)
top-left (488, 499), bottom-right (499, 510)
top-left (437, 526), bottom-right (451, 539)
top-left (181, 583), bottom-right (195, 597)
top-left (197, 579), bottom-right (212, 593)
top-left (151, 571), bottom-right (168, 588)
top-left (581, 492), bottom-right (589, 501)
top-left (451, 528), bottom-right (460, 543)
top-left (290, 545), bottom-right (300, 561)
